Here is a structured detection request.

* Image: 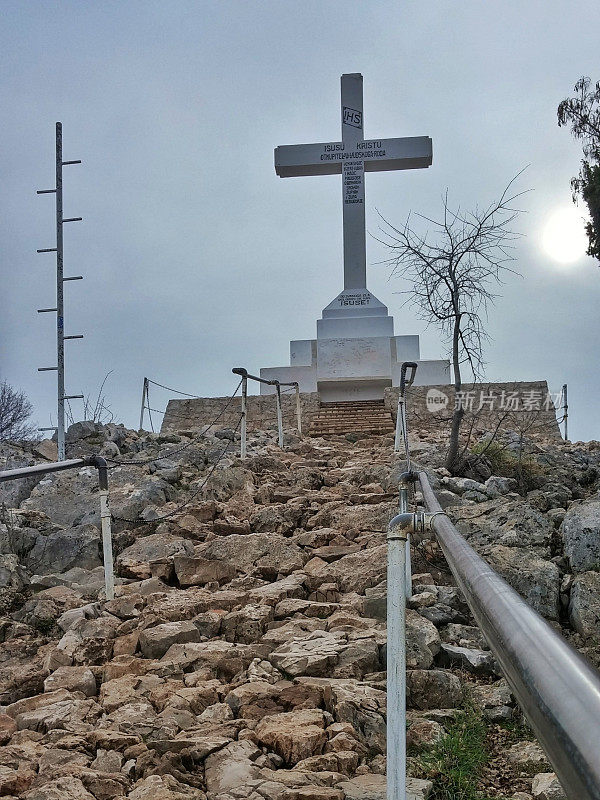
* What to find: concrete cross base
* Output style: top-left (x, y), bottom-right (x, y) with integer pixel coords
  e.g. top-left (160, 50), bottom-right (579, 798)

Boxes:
top-left (260, 288), bottom-right (450, 401)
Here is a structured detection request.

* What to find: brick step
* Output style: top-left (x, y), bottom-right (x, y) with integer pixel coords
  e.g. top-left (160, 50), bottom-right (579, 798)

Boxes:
top-left (310, 424), bottom-right (394, 432)
top-left (310, 428), bottom-right (394, 437)
top-left (308, 399), bottom-right (394, 436)
top-left (319, 403), bottom-right (386, 410)
top-left (310, 415), bottom-right (392, 422)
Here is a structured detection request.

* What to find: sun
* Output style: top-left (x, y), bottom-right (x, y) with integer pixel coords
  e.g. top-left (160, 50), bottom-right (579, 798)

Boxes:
top-left (542, 207), bottom-right (589, 264)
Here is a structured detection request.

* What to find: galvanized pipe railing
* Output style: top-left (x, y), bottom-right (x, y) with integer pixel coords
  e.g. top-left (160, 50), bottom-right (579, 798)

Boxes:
top-left (0, 455), bottom-right (115, 600)
top-left (232, 368), bottom-right (301, 457)
top-left (419, 470), bottom-right (600, 800)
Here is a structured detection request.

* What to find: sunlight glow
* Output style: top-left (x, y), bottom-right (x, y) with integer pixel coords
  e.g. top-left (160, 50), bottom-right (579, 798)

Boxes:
top-left (542, 207), bottom-right (588, 264)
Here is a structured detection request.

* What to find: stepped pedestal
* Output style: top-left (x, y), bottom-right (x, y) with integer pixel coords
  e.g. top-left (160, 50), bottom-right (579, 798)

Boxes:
top-left (260, 289), bottom-right (450, 402)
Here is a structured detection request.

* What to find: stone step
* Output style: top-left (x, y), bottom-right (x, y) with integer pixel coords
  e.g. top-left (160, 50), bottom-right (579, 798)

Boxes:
top-left (308, 400), bottom-right (394, 436)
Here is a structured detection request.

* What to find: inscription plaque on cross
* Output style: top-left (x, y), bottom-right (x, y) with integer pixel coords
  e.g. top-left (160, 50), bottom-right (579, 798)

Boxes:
top-left (275, 73), bottom-right (433, 291)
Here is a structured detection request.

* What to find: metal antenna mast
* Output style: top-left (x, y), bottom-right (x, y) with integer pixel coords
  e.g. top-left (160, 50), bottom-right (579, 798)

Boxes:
top-left (37, 122), bottom-right (84, 460)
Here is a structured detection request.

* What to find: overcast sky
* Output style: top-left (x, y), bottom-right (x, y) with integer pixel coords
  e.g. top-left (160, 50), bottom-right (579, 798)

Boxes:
top-left (1, 0), bottom-right (599, 442)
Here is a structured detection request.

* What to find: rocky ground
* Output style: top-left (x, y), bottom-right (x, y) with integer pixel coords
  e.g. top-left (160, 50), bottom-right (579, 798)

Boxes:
top-left (0, 419), bottom-right (599, 800)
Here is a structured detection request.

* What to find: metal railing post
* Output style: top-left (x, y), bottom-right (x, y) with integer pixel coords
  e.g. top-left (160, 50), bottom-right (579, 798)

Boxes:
top-left (563, 383), bottom-right (568, 441)
top-left (295, 383), bottom-right (302, 435)
top-left (232, 368), bottom-right (298, 449)
top-left (91, 456), bottom-right (115, 601)
top-left (386, 513), bottom-right (416, 800)
top-left (139, 377), bottom-right (148, 431)
top-left (275, 382), bottom-right (284, 448)
top-left (386, 510), bottom-right (429, 800)
top-left (394, 393), bottom-right (404, 452)
top-left (241, 374), bottom-right (248, 459)
top-left (394, 362), bottom-right (417, 453)
top-left (399, 472), bottom-right (416, 599)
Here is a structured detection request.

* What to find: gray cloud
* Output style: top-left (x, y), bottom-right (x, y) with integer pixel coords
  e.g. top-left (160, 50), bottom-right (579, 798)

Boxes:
top-left (1, 0), bottom-right (598, 441)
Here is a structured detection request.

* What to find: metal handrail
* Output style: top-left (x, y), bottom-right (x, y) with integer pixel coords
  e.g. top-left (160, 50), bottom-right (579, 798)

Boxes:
top-left (232, 366), bottom-right (299, 389)
top-left (0, 455), bottom-right (115, 600)
top-left (418, 470), bottom-right (600, 800)
top-left (232, 368), bottom-right (302, 455)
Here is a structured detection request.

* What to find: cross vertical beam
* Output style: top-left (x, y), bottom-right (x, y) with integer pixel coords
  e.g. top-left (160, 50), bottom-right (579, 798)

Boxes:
top-left (341, 73), bottom-right (366, 290)
top-left (274, 73), bottom-right (432, 296)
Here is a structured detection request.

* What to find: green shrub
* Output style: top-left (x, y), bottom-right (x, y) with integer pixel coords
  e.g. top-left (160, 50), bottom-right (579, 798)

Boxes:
top-left (471, 439), bottom-right (544, 490)
top-left (415, 705), bottom-right (496, 800)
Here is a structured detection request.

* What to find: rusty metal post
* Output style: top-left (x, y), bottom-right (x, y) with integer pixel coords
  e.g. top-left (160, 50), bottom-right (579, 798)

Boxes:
top-left (295, 383), bottom-right (302, 435)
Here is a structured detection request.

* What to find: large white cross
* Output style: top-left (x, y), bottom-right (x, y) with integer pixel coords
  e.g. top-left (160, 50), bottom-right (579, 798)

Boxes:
top-left (275, 73), bottom-right (433, 291)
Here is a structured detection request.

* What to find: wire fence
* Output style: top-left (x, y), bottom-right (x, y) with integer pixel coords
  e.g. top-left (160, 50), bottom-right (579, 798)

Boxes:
top-left (107, 378), bottom-right (242, 469)
top-left (112, 413), bottom-right (243, 525)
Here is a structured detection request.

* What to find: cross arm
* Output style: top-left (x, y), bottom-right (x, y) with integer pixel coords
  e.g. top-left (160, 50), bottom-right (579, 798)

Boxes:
top-left (275, 136), bottom-right (432, 178)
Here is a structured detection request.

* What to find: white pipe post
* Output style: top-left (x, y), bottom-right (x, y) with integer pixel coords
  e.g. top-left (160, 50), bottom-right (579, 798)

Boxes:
top-left (387, 522), bottom-right (407, 800)
top-left (399, 485), bottom-right (412, 599)
top-left (99, 488), bottom-right (114, 601)
top-left (563, 383), bottom-right (568, 441)
top-left (394, 395), bottom-right (404, 452)
top-left (139, 378), bottom-right (148, 431)
top-left (275, 383), bottom-right (284, 448)
top-left (295, 384), bottom-right (302, 435)
top-left (241, 375), bottom-right (248, 459)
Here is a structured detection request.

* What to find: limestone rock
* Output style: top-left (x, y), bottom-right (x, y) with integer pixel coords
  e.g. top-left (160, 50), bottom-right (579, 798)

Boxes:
top-left (452, 498), bottom-right (552, 552)
top-left (43, 666), bottom-right (97, 697)
top-left (281, 789), bottom-right (344, 800)
top-left (439, 643), bottom-right (497, 674)
top-left (0, 554), bottom-right (28, 592)
top-left (407, 670), bottom-right (463, 709)
top-left (0, 765), bottom-right (34, 795)
top-left (221, 603), bottom-right (274, 643)
top-left (196, 532), bottom-right (306, 579)
top-left (568, 571), bottom-right (600, 638)
top-left (24, 524), bottom-right (101, 575)
top-left (255, 708), bottom-right (327, 765)
top-left (561, 497), bottom-right (600, 573)
top-left (0, 713), bottom-right (17, 744)
top-left (173, 555), bottom-right (236, 587)
top-left (406, 718), bottom-right (445, 748)
top-left (22, 776), bottom-right (96, 800)
top-left (311, 545), bottom-right (386, 594)
top-left (161, 640), bottom-right (256, 678)
top-left (128, 774), bottom-right (206, 798)
top-left (440, 623), bottom-right (488, 650)
top-left (116, 534), bottom-right (194, 579)
top-left (507, 741), bottom-right (550, 771)
top-left (531, 772), bottom-right (567, 799)
top-left (204, 739), bottom-right (263, 795)
top-left (479, 545), bottom-right (560, 620)
top-left (33, 438), bottom-right (59, 461)
top-left (138, 620), bottom-right (201, 658)
top-left (269, 631), bottom-right (343, 677)
top-left (471, 678), bottom-right (514, 720)
top-left (323, 680), bottom-right (386, 753)
top-left (338, 773), bottom-right (433, 799)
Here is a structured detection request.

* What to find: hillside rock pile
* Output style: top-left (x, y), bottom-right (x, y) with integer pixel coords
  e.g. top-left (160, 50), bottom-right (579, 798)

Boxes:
top-left (0, 420), bottom-right (599, 799)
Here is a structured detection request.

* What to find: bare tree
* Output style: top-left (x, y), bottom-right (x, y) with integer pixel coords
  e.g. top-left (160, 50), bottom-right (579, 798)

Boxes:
top-left (0, 380), bottom-right (36, 442)
top-left (379, 174), bottom-right (525, 474)
top-left (82, 372), bottom-right (114, 425)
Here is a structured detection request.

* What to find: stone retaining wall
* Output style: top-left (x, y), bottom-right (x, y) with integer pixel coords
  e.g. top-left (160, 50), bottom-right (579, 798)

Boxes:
top-left (161, 392), bottom-right (321, 434)
top-left (384, 380), bottom-right (563, 442)
top-left (161, 381), bottom-right (563, 442)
